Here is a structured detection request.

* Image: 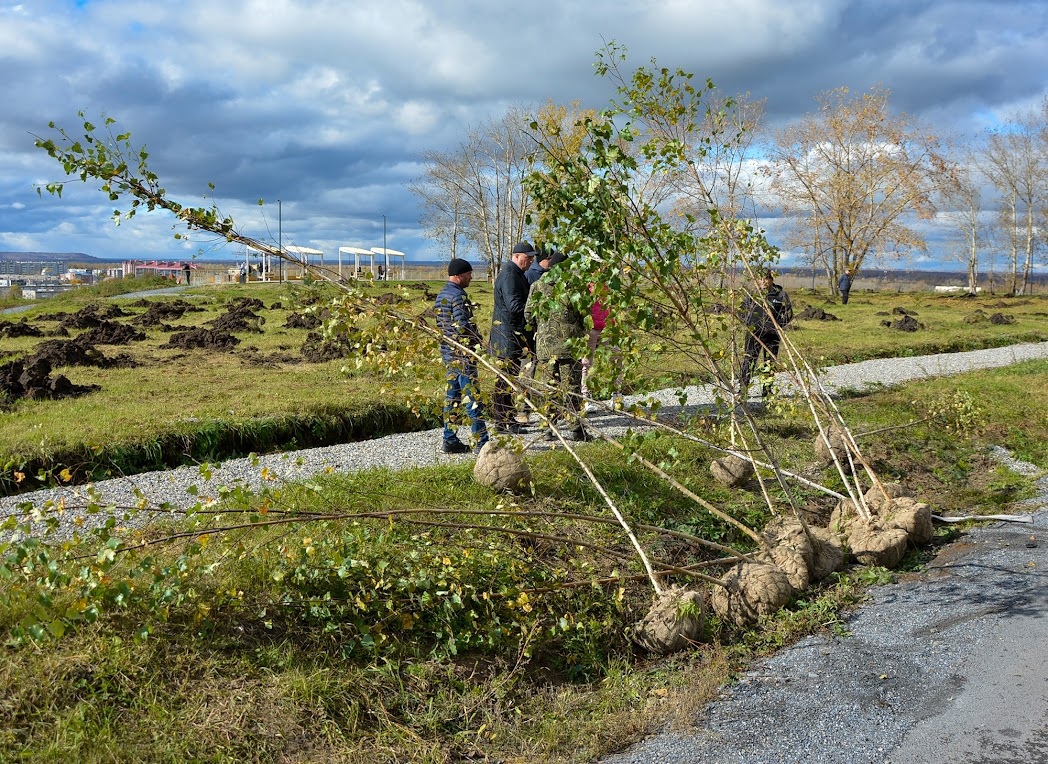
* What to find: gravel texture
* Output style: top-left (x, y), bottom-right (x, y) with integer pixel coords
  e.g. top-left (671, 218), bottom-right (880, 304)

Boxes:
top-left (602, 463), bottom-right (1048, 764)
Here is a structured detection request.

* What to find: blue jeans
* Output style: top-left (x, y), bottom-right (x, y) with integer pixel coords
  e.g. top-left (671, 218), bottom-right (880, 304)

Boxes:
top-left (443, 368), bottom-right (488, 446)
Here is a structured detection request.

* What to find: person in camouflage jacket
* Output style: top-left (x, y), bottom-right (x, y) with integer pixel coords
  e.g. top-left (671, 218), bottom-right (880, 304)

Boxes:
top-left (524, 251), bottom-right (590, 441)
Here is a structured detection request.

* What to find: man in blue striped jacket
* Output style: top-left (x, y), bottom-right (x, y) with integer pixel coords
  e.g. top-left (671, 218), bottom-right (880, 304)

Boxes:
top-left (434, 258), bottom-right (489, 454)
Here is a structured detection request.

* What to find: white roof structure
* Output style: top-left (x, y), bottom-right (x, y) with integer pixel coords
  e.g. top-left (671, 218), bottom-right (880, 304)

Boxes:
top-left (338, 246), bottom-right (377, 279)
top-left (370, 247), bottom-right (406, 280)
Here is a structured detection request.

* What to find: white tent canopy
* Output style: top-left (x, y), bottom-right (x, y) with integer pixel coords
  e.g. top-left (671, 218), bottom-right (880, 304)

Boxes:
top-left (338, 246), bottom-right (378, 279)
top-left (370, 247), bottom-right (406, 280)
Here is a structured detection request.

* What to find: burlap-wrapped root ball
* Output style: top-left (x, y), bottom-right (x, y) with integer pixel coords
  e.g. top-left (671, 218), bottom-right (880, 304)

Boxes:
top-left (631, 586), bottom-right (706, 655)
top-left (756, 516), bottom-right (814, 591)
top-left (881, 496), bottom-right (934, 546)
top-left (847, 520), bottom-right (909, 568)
top-left (711, 563), bottom-right (794, 628)
top-left (815, 426), bottom-right (852, 472)
top-left (710, 454), bottom-right (754, 488)
top-left (808, 526), bottom-right (847, 581)
top-left (829, 497), bottom-right (861, 534)
top-left (863, 482), bottom-right (914, 514)
top-left (473, 442), bottom-right (532, 492)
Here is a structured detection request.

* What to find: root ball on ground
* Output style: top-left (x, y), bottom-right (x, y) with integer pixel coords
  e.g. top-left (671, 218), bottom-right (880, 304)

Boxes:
top-left (710, 454), bottom-right (754, 487)
top-left (631, 586), bottom-right (706, 655)
top-left (711, 563), bottom-right (794, 628)
top-left (809, 526), bottom-right (847, 581)
top-left (757, 516), bottom-right (814, 591)
top-left (847, 521), bottom-right (909, 568)
top-left (473, 442), bottom-right (531, 493)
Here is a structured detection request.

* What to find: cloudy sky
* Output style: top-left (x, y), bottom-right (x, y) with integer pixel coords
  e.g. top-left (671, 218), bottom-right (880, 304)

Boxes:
top-left (0, 0), bottom-right (1045, 268)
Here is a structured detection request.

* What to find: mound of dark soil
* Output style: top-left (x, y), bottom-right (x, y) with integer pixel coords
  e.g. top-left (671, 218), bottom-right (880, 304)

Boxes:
top-left (796, 306), bottom-right (839, 321)
top-left (284, 312), bottom-right (323, 330)
top-left (301, 330), bottom-right (362, 362)
top-left (58, 303), bottom-right (130, 330)
top-left (208, 301), bottom-right (265, 333)
top-left (29, 338), bottom-right (137, 369)
top-left (891, 306), bottom-right (918, 316)
top-left (162, 328), bottom-right (241, 351)
top-left (77, 320), bottom-right (147, 345)
top-left (0, 357), bottom-right (101, 403)
top-left (0, 318), bottom-right (44, 338)
top-left (989, 312), bottom-right (1016, 325)
top-left (881, 315), bottom-right (923, 332)
top-left (134, 300), bottom-right (193, 326)
top-left (229, 297), bottom-right (266, 311)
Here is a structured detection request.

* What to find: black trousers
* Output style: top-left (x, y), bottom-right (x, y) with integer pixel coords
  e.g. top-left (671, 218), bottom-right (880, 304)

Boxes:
top-left (740, 332), bottom-right (781, 393)
top-left (492, 355), bottom-right (522, 427)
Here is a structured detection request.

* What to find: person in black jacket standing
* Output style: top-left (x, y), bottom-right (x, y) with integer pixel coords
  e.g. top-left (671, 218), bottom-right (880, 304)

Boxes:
top-left (489, 241), bottom-right (537, 433)
top-left (738, 269), bottom-right (793, 398)
top-left (435, 258), bottom-right (489, 453)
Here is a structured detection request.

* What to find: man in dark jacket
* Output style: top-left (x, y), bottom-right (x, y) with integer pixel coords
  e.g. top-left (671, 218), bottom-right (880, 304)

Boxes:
top-left (525, 246), bottom-right (553, 285)
top-left (838, 268), bottom-right (853, 304)
top-left (739, 269), bottom-right (793, 398)
top-left (435, 258), bottom-right (488, 454)
top-left (489, 241), bottom-right (537, 433)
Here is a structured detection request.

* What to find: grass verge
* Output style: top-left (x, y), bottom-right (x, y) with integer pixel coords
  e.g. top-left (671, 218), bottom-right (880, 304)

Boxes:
top-left (1, 360), bottom-right (1045, 762)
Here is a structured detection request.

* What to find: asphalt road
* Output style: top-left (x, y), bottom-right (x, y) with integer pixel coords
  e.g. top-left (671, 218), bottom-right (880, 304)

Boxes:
top-left (604, 458), bottom-right (1048, 764)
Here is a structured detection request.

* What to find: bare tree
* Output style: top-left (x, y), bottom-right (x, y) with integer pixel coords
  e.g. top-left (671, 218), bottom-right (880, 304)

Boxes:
top-left (411, 106), bottom-right (537, 276)
top-left (980, 104), bottom-right (1048, 295)
top-left (938, 140), bottom-right (988, 294)
top-left (765, 86), bottom-right (944, 292)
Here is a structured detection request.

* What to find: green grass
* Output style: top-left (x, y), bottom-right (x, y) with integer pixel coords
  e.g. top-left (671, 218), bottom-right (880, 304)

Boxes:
top-left (3, 280), bottom-right (1046, 494)
top-left (1, 352), bottom-right (1045, 762)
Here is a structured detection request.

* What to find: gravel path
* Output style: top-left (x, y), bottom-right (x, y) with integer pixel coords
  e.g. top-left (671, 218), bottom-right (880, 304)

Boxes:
top-left (3, 342), bottom-right (1047, 540)
top-left (602, 458), bottom-right (1048, 764)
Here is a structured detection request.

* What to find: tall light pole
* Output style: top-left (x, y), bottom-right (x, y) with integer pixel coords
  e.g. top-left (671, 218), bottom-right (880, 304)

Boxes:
top-left (278, 199), bottom-right (283, 283)
top-left (382, 214), bottom-right (388, 278)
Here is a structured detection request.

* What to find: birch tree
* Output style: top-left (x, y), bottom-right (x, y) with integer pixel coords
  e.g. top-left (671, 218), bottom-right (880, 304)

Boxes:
top-left (766, 86), bottom-right (944, 292)
top-left (980, 104), bottom-right (1047, 295)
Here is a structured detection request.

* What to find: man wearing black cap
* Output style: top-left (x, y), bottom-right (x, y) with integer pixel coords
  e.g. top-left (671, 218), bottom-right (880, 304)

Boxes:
top-left (489, 241), bottom-right (537, 433)
top-left (525, 245), bottom-right (553, 285)
top-left (434, 258), bottom-right (489, 454)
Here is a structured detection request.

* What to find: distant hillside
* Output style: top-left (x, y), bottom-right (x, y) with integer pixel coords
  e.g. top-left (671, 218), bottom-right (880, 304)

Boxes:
top-left (0, 251), bottom-right (100, 262)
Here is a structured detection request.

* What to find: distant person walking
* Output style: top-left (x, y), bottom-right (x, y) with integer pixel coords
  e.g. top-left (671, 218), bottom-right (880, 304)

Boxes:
top-left (489, 241), bottom-right (537, 433)
top-left (739, 269), bottom-right (793, 398)
top-left (838, 268), bottom-right (853, 304)
top-left (434, 258), bottom-right (489, 454)
top-left (525, 251), bottom-right (590, 442)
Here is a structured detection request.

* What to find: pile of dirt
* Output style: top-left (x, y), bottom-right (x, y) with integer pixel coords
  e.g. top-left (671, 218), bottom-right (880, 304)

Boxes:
top-left (77, 320), bottom-right (146, 345)
top-left (57, 303), bottom-right (130, 331)
top-left (0, 318), bottom-right (45, 338)
top-left (0, 357), bottom-right (100, 403)
top-left (284, 312), bottom-right (323, 330)
top-left (796, 305), bottom-right (840, 321)
top-left (881, 314), bottom-right (922, 332)
top-left (133, 299), bottom-right (199, 326)
top-left (28, 338), bottom-right (137, 369)
top-left (965, 309), bottom-right (1017, 325)
top-left (161, 328), bottom-right (241, 351)
top-left (301, 329), bottom-right (362, 362)
top-left (208, 301), bottom-right (265, 333)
